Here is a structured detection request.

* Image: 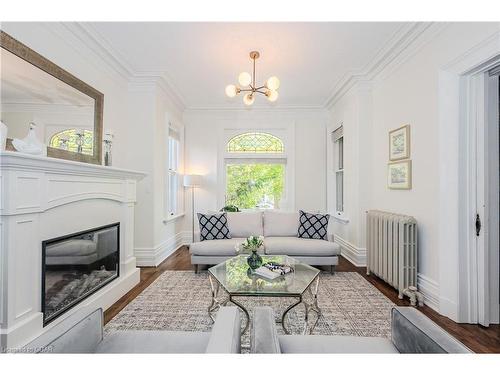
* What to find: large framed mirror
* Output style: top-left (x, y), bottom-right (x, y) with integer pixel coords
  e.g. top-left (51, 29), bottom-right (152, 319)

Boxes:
top-left (1, 31), bottom-right (103, 165)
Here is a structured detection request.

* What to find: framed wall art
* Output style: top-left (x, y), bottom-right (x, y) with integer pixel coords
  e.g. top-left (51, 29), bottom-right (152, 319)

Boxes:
top-left (388, 160), bottom-right (412, 189)
top-left (389, 124), bottom-right (410, 161)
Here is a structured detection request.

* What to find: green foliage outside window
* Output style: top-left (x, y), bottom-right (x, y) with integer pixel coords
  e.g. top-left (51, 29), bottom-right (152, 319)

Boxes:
top-left (49, 129), bottom-right (94, 155)
top-left (225, 163), bottom-right (284, 209)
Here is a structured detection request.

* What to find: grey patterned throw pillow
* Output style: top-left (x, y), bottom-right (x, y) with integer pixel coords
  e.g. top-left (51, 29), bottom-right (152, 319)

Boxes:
top-left (297, 210), bottom-right (330, 240)
top-left (197, 213), bottom-right (231, 241)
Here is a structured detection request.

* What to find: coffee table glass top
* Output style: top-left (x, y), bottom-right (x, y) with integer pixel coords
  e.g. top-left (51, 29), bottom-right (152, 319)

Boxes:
top-left (208, 255), bottom-right (320, 296)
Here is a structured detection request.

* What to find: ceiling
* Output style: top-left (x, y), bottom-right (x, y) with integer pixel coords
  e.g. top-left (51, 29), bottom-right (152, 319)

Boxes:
top-left (85, 22), bottom-right (407, 109)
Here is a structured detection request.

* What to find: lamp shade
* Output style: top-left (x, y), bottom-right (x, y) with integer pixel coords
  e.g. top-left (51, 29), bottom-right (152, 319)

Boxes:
top-left (183, 174), bottom-right (203, 187)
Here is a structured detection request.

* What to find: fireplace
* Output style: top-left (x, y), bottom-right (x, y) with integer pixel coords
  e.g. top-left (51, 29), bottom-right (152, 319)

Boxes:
top-left (41, 223), bottom-right (120, 325)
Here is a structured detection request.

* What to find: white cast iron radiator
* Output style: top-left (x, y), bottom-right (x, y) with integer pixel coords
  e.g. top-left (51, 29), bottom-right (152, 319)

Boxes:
top-left (366, 210), bottom-right (418, 299)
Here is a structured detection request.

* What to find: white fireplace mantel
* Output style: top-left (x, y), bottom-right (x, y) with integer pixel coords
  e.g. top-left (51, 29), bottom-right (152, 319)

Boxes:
top-left (0, 151), bottom-right (146, 350)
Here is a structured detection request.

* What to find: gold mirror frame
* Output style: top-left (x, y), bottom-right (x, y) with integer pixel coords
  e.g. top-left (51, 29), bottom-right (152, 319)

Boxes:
top-left (0, 31), bottom-right (103, 165)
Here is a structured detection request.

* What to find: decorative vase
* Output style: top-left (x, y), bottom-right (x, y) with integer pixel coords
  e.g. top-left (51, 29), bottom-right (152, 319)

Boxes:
top-left (103, 131), bottom-right (114, 166)
top-left (0, 121), bottom-right (7, 151)
top-left (247, 249), bottom-right (263, 270)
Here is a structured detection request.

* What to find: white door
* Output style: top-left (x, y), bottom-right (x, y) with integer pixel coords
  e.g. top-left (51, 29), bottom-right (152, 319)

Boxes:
top-left (485, 72), bottom-right (499, 325)
top-left (476, 71), bottom-right (500, 327)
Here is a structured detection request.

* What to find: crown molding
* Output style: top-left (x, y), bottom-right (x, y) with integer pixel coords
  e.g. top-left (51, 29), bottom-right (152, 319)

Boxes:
top-left (374, 22), bottom-right (449, 82)
top-left (135, 73), bottom-right (187, 112)
top-left (183, 104), bottom-right (326, 112)
top-left (126, 76), bottom-right (186, 114)
top-left (60, 23), bottom-right (134, 81)
top-left (324, 22), bottom-right (445, 109)
top-left (183, 106), bottom-right (328, 117)
top-left (441, 28), bottom-right (500, 74)
top-left (18, 23), bottom-right (131, 89)
top-left (62, 22), bottom-right (186, 113)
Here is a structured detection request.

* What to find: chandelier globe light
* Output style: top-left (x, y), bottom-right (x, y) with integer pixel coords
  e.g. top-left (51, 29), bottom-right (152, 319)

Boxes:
top-left (266, 89), bottom-right (279, 102)
top-left (225, 84), bottom-right (237, 98)
top-left (266, 76), bottom-right (280, 91)
top-left (225, 51), bottom-right (280, 105)
top-left (238, 72), bottom-right (252, 87)
top-left (243, 93), bottom-right (255, 106)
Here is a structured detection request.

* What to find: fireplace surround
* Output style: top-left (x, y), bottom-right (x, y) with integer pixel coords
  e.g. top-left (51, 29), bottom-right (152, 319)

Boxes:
top-left (0, 151), bottom-right (145, 350)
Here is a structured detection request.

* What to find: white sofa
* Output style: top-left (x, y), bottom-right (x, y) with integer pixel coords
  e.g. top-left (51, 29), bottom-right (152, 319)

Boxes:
top-left (190, 211), bottom-right (340, 272)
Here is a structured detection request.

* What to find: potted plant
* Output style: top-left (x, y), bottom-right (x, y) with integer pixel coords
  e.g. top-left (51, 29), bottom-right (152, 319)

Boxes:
top-left (220, 205), bottom-right (240, 212)
top-left (235, 235), bottom-right (264, 270)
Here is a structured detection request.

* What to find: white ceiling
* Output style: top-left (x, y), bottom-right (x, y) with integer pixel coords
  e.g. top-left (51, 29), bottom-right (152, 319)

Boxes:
top-left (86, 22), bottom-right (406, 109)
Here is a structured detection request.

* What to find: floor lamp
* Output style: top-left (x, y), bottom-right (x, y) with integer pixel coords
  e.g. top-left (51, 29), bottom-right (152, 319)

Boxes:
top-left (184, 174), bottom-right (202, 243)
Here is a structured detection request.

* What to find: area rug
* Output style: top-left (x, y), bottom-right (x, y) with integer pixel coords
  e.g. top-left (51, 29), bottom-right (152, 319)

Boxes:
top-left (105, 271), bottom-right (395, 350)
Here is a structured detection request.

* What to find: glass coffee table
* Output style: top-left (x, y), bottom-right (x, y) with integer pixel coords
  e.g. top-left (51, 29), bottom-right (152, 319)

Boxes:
top-left (208, 255), bottom-right (321, 335)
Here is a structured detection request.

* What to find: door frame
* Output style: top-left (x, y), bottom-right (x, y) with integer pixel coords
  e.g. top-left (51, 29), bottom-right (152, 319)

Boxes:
top-left (466, 69), bottom-right (500, 326)
top-left (438, 31), bottom-right (500, 323)
top-left (485, 71), bottom-right (499, 325)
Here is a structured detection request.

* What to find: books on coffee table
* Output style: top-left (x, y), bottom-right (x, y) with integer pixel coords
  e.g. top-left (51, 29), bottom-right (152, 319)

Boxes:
top-left (254, 262), bottom-right (294, 280)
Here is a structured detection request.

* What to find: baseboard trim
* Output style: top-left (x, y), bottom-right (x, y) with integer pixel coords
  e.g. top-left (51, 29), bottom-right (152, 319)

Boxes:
top-left (417, 273), bottom-right (440, 312)
top-left (334, 236), bottom-right (367, 267)
top-left (439, 296), bottom-right (459, 322)
top-left (135, 232), bottom-right (185, 267)
top-left (181, 230), bottom-right (193, 246)
top-left (359, 267), bottom-right (440, 313)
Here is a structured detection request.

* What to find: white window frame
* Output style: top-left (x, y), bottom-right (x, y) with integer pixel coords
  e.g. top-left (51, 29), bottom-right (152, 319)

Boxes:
top-left (332, 125), bottom-right (344, 215)
top-left (165, 123), bottom-right (184, 220)
top-left (217, 125), bottom-right (295, 211)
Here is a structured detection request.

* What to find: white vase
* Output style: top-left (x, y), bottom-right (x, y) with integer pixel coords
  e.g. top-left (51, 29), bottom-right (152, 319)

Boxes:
top-left (0, 121), bottom-right (7, 151)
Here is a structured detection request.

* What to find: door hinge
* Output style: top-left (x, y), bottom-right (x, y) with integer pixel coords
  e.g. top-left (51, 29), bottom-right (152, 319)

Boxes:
top-left (475, 214), bottom-right (481, 236)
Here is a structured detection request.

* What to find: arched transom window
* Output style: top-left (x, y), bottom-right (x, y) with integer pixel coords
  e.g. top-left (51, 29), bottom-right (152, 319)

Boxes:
top-left (49, 129), bottom-right (94, 155)
top-left (227, 132), bottom-right (284, 153)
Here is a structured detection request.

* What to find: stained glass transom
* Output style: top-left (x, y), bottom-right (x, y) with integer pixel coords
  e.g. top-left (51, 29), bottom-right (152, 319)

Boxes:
top-left (227, 132), bottom-right (284, 153)
top-left (49, 129), bottom-right (94, 155)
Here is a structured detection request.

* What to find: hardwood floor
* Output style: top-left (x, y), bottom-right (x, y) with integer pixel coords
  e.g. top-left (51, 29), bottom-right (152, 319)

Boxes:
top-left (105, 246), bottom-right (500, 353)
top-left (335, 256), bottom-right (500, 353)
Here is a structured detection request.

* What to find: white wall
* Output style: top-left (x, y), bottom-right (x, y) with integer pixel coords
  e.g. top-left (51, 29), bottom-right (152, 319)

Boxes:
top-left (153, 86), bottom-right (186, 257)
top-left (1, 23), bottom-right (186, 267)
top-left (183, 108), bottom-right (328, 237)
top-left (127, 81), bottom-right (186, 266)
top-left (327, 83), bottom-right (372, 266)
top-left (328, 22), bottom-right (500, 315)
top-left (1, 23), bottom-right (131, 165)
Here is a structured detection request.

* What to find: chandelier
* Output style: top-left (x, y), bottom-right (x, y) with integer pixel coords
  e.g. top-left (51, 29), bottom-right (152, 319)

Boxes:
top-left (225, 51), bottom-right (280, 105)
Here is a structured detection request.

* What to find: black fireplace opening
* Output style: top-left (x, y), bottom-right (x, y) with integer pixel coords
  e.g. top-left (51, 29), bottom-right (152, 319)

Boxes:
top-left (42, 223), bottom-right (120, 326)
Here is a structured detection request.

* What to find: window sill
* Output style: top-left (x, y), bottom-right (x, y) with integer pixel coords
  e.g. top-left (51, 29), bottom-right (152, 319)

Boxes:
top-left (163, 212), bottom-right (185, 224)
top-left (332, 213), bottom-right (349, 224)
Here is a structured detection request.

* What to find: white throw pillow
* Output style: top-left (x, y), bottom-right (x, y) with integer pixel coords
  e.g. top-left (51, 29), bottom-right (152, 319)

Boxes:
top-left (227, 211), bottom-right (263, 237)
top-left (263, 211), bottom-right (299, 237)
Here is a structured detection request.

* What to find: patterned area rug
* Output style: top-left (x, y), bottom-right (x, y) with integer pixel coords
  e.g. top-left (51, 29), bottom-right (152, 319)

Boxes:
top-left (105, 271), bottom-right (395, 350)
